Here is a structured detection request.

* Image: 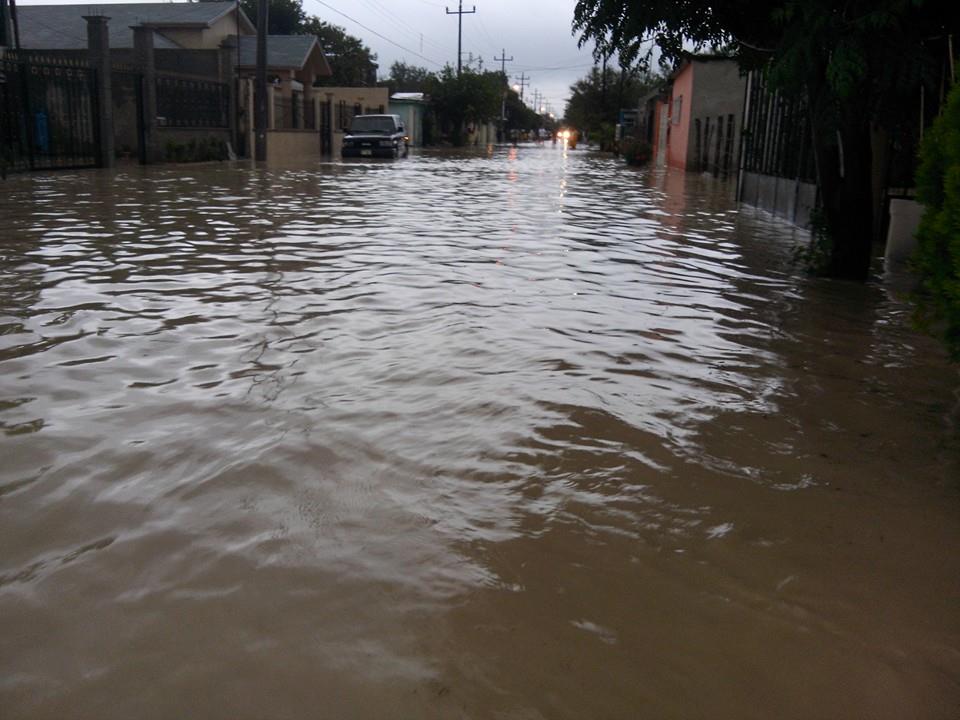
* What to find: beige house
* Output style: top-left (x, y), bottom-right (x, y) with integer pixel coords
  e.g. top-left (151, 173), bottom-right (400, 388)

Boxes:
top-left (15, 1), bottom-right (254, 50)
top-left (323, 87), bottom-right (390, 157)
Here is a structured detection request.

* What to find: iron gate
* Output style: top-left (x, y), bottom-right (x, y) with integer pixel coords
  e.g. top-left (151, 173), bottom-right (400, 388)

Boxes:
top-left (1, 52), bottom-right (100, 176)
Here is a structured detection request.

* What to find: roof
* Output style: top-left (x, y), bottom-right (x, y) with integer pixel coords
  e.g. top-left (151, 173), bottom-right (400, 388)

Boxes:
top-left (390, 92), bottom-right (426, 102)
top-left (237, 35), bottom-right (329, 73)
top-left (15, 2), bottom-right (251, 50)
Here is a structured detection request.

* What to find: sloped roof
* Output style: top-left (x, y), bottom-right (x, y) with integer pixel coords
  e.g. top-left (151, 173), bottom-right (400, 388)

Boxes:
top-left (391, 92), bottom-right (426, 102)
top-left (16, 2), bottom-right (250, 50)
top-left (237, 35), bottom-right (329, 73)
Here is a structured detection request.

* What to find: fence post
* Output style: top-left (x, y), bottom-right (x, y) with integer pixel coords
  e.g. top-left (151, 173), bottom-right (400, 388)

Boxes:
top-left (219, 36), bottom-right (237, 153)
top-left (84, 15), bottom-right (114, 168)
top-left (133, 24), bottom-right (157, 163)
top-left (325, 91), bottom-right (333, 156)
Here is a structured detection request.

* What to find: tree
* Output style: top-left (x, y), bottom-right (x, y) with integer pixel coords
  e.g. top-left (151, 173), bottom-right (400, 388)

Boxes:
top-left (914, 81), bottom-right (960, 360)
top-left (383, 62), bottom-right (433, 94)
top-left (302, 18), bottom-right (378, 86)
top-left (427, 66), bottom-right (504, 145)
top-left (237, 0), bottom-right (378, 86)
top-left (239, 0), bottom-right (305, 35)
top-left (504, 88), bottom-right (541, 133)
top-left (572, 0), bottom-right (960, 280)
top-left (564, 65), bottom-right (657, 138)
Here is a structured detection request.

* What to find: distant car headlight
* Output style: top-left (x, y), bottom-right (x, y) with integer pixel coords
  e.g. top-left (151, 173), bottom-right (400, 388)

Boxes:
top-left (379, 140), bottom-right (393, 147)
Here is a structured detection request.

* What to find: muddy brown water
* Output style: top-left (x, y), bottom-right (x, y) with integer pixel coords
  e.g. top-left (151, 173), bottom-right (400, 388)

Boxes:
top-left (1, 146), bottom-right (958, 719)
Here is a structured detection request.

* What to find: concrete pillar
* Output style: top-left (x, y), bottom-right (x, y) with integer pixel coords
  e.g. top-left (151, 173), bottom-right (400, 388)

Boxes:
top-left (132, 24), bottom-right (157, 163)
top-left (267, 83), bottom-right (276, 129)
top-left (325, 91), bottom-right (333, 157)
top-left (83, 15), bottom-right (114, 167)
top-left (219, 36), bottom-right (238, 152)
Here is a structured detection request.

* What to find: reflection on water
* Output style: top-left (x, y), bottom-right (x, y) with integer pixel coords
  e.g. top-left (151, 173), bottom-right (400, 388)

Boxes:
top-left (1, 148), bottom-right (958, 719)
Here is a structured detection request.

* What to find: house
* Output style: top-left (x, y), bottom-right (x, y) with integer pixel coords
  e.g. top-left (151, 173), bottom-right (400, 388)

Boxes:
top-left (235, 34), bottom-right (333, 161)
top-left (389, 92), bottom-right (427, 147)
top-left (14, 2), bottom-right (254, 51)
top-left (322, 86), bottom-right (390, 156)
top-left (6, 1), bottom-right (387, 164)
top-left (652, 55), bottom-right (746, 176)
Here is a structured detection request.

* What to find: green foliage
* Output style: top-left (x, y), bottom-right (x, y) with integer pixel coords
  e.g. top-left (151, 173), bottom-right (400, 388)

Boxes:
top-left (563, 65), bottom-right (658, 139)
top-left (914, 81), bottom-right (960, 360)
top-left (426, 67), bottom-right (504, 146)
top-left (503, 88), bottom-right (541, 132)
top-left (620, 137), bottom-right (652, 166)
top-left (302, 18), bottom-right (378, 86)
top-left (239, 0), bottom-right (305, 35)
top-left (237, 0), bottom-right (377, 86)
top-left (791, 207), bottom-right (833, 275)
top-left (593, 123), bottom-right (615, 151)
top-left (382, 62), bottom-right (432, 94)
top-left (164, 136), bottom-right (227, 163)
top-left (572, 0), bottom-right (959, 279)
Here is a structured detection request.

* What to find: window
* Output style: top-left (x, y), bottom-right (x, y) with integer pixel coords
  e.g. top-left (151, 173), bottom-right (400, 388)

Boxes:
top-left (672, 96), bottom-right (683, 125)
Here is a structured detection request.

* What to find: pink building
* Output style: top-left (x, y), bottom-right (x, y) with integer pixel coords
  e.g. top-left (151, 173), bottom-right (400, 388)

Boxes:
top-left (651, 56), bottom-right (746, 176)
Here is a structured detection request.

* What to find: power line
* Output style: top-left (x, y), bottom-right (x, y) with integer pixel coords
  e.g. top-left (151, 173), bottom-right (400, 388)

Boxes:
top-left (359, 0), bottom-right (456, 58)
top-left (309, 0), bottom-right (444, 67)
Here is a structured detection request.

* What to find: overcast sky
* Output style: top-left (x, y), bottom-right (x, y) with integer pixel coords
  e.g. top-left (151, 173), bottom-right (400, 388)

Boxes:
top-left (306, 0), bottom-right (599, 114)
top-left (19, 0), bottom-right (600, 114)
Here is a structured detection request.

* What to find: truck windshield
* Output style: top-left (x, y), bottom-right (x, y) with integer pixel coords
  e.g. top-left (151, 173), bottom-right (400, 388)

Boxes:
top-left (350, 116), bottom-right (395, 134)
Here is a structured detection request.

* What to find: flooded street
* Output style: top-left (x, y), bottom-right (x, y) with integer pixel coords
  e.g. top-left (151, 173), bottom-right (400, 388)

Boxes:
top-left (1, 146), bottom-right (958, 718)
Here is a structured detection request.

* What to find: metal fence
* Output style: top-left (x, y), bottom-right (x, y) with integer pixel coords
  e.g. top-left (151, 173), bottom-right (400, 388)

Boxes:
top-left (156, 75), bottom-right (228, 128)
top-left (740, 74), bottom-right (816, 183)
top-left (1, 52), bottom-right (100, 175)
top-left (692, 113), bottom-right (738, 177)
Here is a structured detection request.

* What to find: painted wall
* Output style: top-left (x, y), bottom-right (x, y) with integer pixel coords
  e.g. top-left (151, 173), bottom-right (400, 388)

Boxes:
top-left (388, 101), bottom-right (425, 146)
top-left (266, 129), bottom-right (322, 163)
top-left (666, 63), bottom-right (693, 169)
top-left (688, 59), bottom-right (746, 173)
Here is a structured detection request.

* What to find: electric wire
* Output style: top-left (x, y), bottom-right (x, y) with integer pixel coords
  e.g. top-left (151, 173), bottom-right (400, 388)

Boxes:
top-left (308, 0), bottom-right (444, 67)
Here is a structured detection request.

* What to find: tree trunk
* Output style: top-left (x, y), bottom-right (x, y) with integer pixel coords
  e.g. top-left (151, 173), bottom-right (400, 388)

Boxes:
top-left (809, 91), bottom-right (875, 280)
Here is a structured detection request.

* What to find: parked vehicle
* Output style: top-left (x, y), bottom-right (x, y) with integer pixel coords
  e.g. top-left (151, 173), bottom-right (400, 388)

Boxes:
top-left (342, 114), bottom-right (409, 159)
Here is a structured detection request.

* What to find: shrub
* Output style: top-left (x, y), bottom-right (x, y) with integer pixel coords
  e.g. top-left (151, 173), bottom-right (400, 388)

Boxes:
top-left (620, 137), bottom-right (652, 166)
top-left (914, 81), bottom-right (960, 361)
top-left (163, 136), bottom-right (227, 163)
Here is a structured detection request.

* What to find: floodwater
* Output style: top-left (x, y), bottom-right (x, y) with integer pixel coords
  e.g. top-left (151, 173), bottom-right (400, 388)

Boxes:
top-left (1, 145), bottom-right (958, 719)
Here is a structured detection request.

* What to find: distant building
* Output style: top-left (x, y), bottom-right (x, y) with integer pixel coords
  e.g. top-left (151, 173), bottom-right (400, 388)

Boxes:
top-left (650, 55), bottom-right (746, 176)
top-left (389, 92), bottom-right (428, 147)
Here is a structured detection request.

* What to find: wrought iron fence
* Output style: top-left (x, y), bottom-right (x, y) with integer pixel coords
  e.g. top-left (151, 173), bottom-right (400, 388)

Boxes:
top-left (335, 100), bottom-right (362, 131)
top-left (156, 75), bottom-right (228, 129)
top-left (1, 52), bottom-right (100, 175)
top-left (740, 74), bottom-right (816, 183)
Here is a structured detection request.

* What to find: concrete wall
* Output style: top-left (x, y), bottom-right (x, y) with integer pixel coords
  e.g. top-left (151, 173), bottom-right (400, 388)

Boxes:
top-left (323, 86), bottom-right (390, 130)
top-left (266, 129), bottom-right (322, 163)
top-left (740, 170), bottom-right (817, 228)
top-left (688, 59), bottom-right (746, 173)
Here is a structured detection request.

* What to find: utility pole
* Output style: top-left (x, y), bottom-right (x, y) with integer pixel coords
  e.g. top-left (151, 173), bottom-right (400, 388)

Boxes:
top-left (445, 0), bottom-right (475, 77)
top-left (494, 49), bottom-right (513, 78)
top-left (254, 0), bottom-right (268, 161)
top-left (514, 71), bottom-right (528, 101)
top-left (494, 50), bottom-right (512, 138)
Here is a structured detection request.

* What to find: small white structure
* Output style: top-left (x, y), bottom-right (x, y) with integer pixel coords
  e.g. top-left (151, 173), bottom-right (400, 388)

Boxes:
top-left (389, 92), bottom-right (428, 147)
top-left (885, 198), bottom-right (925, 266)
